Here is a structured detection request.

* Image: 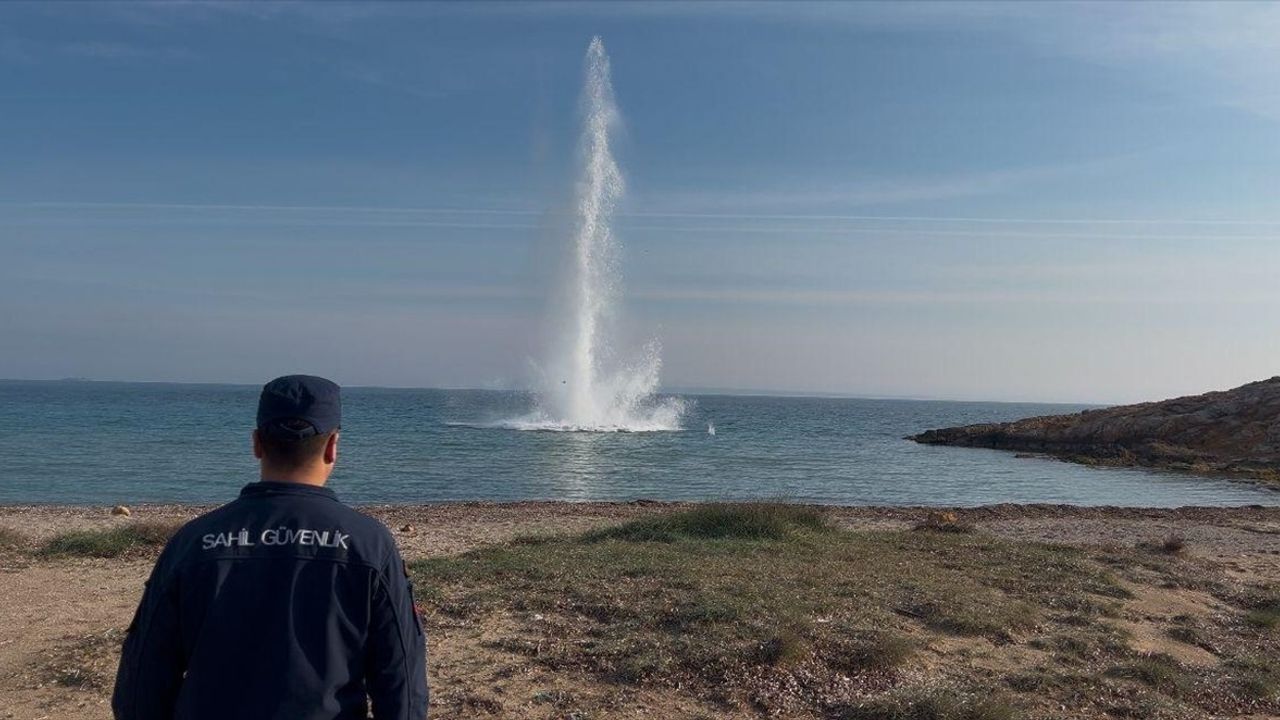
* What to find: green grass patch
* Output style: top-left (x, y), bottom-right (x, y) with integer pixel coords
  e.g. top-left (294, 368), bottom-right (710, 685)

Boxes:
top-left (1106, 654), bottom-right (1191, 696)
top-left (902, 596), bottom-right (1038, 640)
top-left (1228, 656), bottom-right (1280, 701)
top-left (1244, 594), bottom-right (1280, 630)
top-left (40, 521), bottom-right (180, 558)
top-left (413, 504), bottom-right (1129, 709)
top-left (581, 502), bottom-right (830, 542)
top-left (836, 686), bottom-right (1018, 720)
top-left (1165, 624), bottom-right (1206, 648)
top-left (827, 629), bottom-right (917, 673)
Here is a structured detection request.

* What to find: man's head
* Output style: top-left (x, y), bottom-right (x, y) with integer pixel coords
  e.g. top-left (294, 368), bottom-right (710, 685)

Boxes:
top-left (252, 375), bottom-right (342, 484)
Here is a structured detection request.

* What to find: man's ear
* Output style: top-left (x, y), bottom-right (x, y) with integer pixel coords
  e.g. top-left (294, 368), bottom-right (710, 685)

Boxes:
top-left (252, 429), bottom-right (264, 460)
top-left (323, 431), bottom-right (339, 465)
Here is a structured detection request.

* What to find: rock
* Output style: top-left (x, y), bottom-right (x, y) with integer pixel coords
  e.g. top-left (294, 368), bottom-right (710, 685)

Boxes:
top-left (111, 505), bottom-right (131, 517)
top-left (398, 524), bottom-right (415, 534)
top-left (909, 376), bottom-right (1280, 484)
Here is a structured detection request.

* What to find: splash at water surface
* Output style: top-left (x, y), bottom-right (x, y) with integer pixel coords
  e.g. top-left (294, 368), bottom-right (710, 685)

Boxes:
top-left (505, 37), bottom-right (684, 433)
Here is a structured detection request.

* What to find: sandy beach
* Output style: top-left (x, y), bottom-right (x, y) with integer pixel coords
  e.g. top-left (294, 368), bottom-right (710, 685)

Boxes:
top-left (2, 501), bottom-right (1279, 719)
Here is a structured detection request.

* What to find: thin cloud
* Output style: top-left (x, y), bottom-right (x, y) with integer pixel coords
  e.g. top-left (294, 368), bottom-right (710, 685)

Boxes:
top-left (0, 36), bottom-right (196, 64)
top-left (640, 155), bottom-right (1137, 214)
top-left (633, 286), bottom-right (1280, 307)
top-left (338, 65), bottom-right (449, 101)
top-left (8, 201), bottom-right (1279, 234)
top-left (58, 41), bottom-right (196, 61)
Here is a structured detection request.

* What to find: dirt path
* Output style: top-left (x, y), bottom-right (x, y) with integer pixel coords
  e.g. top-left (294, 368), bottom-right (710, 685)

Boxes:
top-left (2, 502), bottom-right (1278, 719)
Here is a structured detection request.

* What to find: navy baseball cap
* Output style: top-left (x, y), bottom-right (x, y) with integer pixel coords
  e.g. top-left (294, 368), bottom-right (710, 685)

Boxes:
top-left (256, 375), bottom-right (342, 439)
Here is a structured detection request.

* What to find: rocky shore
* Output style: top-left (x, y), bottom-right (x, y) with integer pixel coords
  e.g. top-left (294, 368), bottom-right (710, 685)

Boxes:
top-left (911, 377), bottom-right (1280, 485)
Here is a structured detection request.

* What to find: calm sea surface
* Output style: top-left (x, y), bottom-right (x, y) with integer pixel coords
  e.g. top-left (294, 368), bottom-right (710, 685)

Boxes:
top-left (0, 380), bottom-right (1275, 507)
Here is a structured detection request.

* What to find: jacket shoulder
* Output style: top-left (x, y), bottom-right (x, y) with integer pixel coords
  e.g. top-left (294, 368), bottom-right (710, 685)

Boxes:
top-left (327, 504), bottom-right (399, 552)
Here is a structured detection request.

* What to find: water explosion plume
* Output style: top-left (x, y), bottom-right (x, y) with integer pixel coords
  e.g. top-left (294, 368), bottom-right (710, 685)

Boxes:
top-left (513, 37), bottom-right (684, 432)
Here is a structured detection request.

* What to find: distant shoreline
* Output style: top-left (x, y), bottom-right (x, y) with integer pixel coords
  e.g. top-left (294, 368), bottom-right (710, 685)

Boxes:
top-left (912, 376), bottom-right (1280, 488)
top-left (0, 377), bottom-right (1112, 406)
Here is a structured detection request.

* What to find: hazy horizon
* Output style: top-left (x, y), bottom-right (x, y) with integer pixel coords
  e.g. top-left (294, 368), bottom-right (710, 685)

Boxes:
top-left (0, 373), bottom-right (1180, 407)
top-left (3, 2), bottom-right (1278, 405)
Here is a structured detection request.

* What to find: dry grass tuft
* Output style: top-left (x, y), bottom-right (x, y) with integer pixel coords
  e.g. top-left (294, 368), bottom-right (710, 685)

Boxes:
top-left (1160, 535), bottom-right (1187, 554)
top-left (1137, 534), bottom-right (1188, 555)
top-left (40, 629), bottom-right (125, 691)
top-left (0, 526), bottom-right (28, 549)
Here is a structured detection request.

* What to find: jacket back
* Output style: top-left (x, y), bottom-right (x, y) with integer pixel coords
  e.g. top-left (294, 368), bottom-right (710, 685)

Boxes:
top-left (112, 482), bottom-right (428, 720)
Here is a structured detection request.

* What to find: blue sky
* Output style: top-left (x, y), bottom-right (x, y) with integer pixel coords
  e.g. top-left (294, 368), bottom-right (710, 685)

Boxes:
top-left (2, 1), bottom-right (1278, 403)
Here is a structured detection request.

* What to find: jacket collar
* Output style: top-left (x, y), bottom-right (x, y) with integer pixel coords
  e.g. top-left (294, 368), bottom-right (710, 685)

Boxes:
top-left (240, 480), bottom-right (338, 501)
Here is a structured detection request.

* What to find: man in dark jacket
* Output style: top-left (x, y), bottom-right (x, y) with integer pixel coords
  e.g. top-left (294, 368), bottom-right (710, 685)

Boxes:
top-left (112, 375), bottom-right (428, 720)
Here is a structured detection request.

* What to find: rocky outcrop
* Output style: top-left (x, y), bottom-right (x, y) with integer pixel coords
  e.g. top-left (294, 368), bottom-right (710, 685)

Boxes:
top-left (910, 377), bottom-right (1280, 483)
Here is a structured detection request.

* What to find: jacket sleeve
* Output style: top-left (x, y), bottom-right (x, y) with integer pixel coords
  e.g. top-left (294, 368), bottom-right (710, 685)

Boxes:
top-left (366, 545), bottom-right (429, 720)
top-left (112, 561), bottom-right (184, 720)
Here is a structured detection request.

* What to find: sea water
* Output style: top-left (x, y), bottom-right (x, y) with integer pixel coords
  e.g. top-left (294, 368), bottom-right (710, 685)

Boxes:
top-left (0, 380), bottom-right (1275, 507)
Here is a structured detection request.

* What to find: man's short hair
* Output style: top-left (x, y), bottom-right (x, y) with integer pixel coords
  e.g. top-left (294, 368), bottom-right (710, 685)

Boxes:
top-left (258, 419), bottom-right (335, 469)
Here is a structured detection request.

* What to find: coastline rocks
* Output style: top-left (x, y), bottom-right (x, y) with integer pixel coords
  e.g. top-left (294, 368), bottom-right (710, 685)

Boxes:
top-left (910, 377), bottom-right (1280, 483)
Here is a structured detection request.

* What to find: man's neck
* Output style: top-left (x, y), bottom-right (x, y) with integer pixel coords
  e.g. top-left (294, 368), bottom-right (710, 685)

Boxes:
top-left (259, 470), bottom-right (329, 488)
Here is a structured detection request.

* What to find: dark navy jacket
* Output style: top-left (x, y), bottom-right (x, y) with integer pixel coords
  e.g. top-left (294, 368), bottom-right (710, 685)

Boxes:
top-left (112, 482), bottom-right (428, 720)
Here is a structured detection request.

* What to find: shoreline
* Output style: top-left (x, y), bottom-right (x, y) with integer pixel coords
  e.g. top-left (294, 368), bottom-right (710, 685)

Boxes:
top-left (3, 499), bottom-right (1279, 528)
top-left (4, 499), bottom-right (1280, 563)
top-left (3, 497), bottom-right (1278, 512)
